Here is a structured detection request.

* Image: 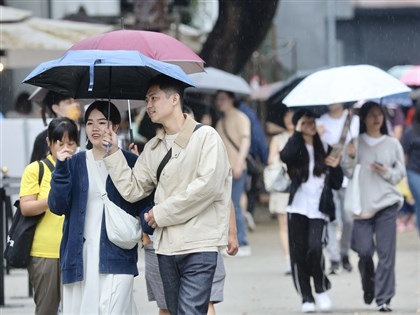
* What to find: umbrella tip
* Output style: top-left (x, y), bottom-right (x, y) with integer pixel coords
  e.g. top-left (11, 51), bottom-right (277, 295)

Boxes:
top-left (120, 17), bottom-right (124, 30)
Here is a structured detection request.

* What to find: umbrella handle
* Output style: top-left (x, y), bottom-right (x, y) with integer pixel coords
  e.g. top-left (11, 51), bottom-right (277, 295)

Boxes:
top-left (129, 129), bottom-right (134, 145)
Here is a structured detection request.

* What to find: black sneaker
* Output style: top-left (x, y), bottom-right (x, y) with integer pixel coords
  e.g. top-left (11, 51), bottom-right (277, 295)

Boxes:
top-left (363, 291), bottom-right (374, 305)
top-left (341, 255), bottom-right (353, 272)
top-left (329, 260), bottom-right (340, 275)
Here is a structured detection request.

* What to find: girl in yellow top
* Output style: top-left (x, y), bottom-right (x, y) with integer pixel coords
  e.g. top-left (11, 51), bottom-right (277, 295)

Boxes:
top-left (19, 117), bottom-right (78, 315)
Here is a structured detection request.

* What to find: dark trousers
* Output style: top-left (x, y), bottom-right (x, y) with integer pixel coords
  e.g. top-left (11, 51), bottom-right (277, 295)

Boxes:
top-left (288, 213), bottom-right (330, 303)
top-left (27, 257), bottom-right (61, 315)
top-left (157, 252), bottom-right (217, 315)
top-left (351, 204), bottom-right (398, 306)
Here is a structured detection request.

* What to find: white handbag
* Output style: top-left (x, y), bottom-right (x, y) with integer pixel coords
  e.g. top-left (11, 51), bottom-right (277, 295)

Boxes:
top-left (344, 139), bottom-right (362, 216)
top-left (263, 163), bottom-right (291, 193)
top-left (87, 151), bottom-right (141, 250)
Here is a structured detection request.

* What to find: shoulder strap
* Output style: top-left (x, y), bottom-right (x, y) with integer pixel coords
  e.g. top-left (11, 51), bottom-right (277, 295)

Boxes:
top-left (221, 118), bottom-right (240, 152)
top-left (41, 158), bottom-right (55, 173)
top-left (156, 149), bottom-right (172, 182)
top-left (156, 123), bottom-right (204, 182)
top-left (37, 161), bottom-right (44, 186)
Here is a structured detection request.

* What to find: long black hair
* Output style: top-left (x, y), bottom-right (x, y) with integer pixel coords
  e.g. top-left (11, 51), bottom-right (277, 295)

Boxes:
top-left (287, 109), bottom-right (328, 182)
top-left (359, 101), bottom-right (388, 135)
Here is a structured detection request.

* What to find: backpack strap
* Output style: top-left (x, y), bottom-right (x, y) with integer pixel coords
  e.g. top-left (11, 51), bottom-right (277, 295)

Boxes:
top-left (37, 161), bottom-right (44, 186)
top-left (41, 158), bottom-right (55, 173)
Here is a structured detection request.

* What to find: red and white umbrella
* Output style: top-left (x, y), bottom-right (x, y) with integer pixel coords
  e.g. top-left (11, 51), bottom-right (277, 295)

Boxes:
top-left (69, 29), bottom-right (205, 74)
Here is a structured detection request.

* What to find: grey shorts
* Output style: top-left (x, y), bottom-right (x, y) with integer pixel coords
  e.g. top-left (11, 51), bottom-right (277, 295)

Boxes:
top-left (144, 244), bottom-right (226, 309)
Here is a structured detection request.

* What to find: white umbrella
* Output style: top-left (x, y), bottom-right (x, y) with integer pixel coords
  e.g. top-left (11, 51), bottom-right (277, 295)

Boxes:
top-left (188, 67), bottom-right (251, 95)
top-left (283, 65), bottom-right (411, 107)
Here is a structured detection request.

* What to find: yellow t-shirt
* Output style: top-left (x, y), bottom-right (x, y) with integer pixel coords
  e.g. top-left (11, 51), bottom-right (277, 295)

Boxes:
top-left (19, 155), bottom-right (63, 258)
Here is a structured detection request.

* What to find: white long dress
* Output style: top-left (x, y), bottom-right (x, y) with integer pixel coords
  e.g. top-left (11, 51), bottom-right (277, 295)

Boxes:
top-left (62, 154), bottom-right (138, 315)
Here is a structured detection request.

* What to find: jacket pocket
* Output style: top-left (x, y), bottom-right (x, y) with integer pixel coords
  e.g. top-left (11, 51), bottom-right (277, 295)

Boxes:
top-left (183, 205), bottom-right (220, 243)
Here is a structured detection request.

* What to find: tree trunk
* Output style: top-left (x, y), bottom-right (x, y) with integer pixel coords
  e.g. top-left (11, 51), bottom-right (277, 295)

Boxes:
top-left (200, 0), bottom-right (280, 74)
top-left (133, 0), bottom-right (170, 31)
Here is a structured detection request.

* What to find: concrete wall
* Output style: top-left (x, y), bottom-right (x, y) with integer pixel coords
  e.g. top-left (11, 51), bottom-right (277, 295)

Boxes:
top-left (337, 8), bottom-right (420, 69)
top-left (272, 0), bottom-right (353, 76)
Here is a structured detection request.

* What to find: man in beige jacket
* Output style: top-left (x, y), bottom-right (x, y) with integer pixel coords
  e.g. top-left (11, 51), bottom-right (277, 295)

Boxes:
top-left (103, 74), bottom-right (232, 315)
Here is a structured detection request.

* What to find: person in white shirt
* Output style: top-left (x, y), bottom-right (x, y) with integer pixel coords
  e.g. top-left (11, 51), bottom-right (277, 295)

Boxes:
top-left (316, 103), bottom-right (359, 274)
top-left (281, 109), bottom-right (343, 313)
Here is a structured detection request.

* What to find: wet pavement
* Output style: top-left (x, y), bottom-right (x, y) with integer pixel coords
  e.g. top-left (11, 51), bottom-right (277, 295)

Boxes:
top-left (1, 204), bottom-right (419, 314)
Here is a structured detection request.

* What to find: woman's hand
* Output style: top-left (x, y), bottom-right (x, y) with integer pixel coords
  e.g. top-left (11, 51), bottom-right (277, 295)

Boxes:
top-left (56, 143), bottom-right (76, 161)
top-left (371, 162), bottom-right (386, 176)
top-left (346, 139), bottom-right (357, 159)
top-left (129, 143), bottom-right (139, 156)
top-left (232, 160), bottom-right (246, 179)
top-left (295, 117), bottom-right (304, 132)
top-left (325, 154), bottom-right (341, 168)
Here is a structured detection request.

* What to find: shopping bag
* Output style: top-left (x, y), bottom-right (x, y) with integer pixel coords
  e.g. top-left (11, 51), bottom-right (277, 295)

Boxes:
top-left (344, 164), bottom-right (362, 215)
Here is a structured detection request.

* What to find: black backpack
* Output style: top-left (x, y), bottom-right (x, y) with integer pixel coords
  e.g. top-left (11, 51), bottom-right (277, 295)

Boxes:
top-left (4, 159), bottom-right (54, 268)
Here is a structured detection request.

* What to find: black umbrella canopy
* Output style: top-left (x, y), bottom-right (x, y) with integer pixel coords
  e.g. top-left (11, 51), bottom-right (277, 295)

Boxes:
top-left (265, 68), bottom-right (329, 127)
top-left (23, 50), bottom-right (195, 100)
top-left (25, 66), bottom-right (168, 100)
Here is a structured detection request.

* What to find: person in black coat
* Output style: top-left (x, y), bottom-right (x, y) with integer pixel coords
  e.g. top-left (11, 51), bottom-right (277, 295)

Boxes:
top-left (30, 91), bottom-right (81, 162)
top-left (280, 109), bottom-right (343, 313)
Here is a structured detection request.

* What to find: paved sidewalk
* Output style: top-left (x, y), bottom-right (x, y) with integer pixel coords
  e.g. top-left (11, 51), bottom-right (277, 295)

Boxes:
top-left (1, 205), bottom-right (419, 314)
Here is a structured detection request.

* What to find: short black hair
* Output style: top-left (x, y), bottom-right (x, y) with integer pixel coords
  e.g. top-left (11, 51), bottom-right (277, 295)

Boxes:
top-left (216, 90), bottom-right (239, 108)
top-left (41, 91), bottom-right (74, 125)
top-left (84, 100), bottom-right (121, 126)
top-left (44, 91), bottom-right (73, 113)
top-left (148, 74), bottom-right (187, 103)
top-left (47, 117), bottom-right (79, 145)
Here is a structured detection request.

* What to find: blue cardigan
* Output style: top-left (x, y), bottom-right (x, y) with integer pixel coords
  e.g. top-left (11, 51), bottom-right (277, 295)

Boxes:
top-left (48, 150), bottom-right (142, 284)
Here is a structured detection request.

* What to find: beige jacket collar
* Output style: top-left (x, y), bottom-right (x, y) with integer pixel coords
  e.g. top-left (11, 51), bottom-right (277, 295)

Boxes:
top-left (150, 114), bottom-right (198, 150)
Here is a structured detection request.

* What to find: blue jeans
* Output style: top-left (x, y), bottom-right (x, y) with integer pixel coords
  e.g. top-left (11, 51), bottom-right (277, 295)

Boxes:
top-left (157, 252), bottom-right (217, 315)
top-left (407, 169), bottom-right (420, 235)
top-left (232, 170), bottom-right (249, 246)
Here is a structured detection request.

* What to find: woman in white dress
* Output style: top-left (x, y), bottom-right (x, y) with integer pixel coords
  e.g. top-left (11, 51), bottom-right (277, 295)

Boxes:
top-left (49, 101), bottom-right (142, 314)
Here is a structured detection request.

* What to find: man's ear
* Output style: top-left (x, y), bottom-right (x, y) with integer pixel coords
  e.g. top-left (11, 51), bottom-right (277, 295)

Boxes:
top-left (113, 124), bottom-right (120, 133)
top-left (51, 104), bottom-right (59, 115)
top-left (46, 136), bottom-right (51, 146)
top-left (172, 93), bottom-right (180, 105)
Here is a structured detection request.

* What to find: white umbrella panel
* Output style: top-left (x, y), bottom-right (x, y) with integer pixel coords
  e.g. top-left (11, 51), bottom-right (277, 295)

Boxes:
top-left (187, 67), bottom-right (251, 95)
top-left (283, 65), bottom-right (411, 107)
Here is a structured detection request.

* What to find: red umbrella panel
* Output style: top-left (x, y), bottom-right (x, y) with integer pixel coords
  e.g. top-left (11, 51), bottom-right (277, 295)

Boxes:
top-left (69, 29), bottom-right (204, 74)
top-left (400, 66), bottom-right (420, 87)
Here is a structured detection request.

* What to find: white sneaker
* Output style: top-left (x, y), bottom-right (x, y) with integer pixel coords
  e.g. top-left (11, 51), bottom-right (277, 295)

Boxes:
top-left (236, 245), bottom-right (252, 257)
top-left (243, 211), bottom-right (256, 231)
top-left (301, 302), bottom-right (316, 313)
top-left (316, 291), bottom-right (332, 312)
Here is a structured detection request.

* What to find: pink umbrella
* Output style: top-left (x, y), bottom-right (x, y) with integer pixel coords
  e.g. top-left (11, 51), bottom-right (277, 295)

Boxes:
top-left (400, 66), bottom-right (420, 86)
top-left (69, 29), bottom-right (204, 74)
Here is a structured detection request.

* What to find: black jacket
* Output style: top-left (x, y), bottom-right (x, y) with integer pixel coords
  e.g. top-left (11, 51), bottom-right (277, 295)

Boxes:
top-left (280, 132), bottom-right (343, 221)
